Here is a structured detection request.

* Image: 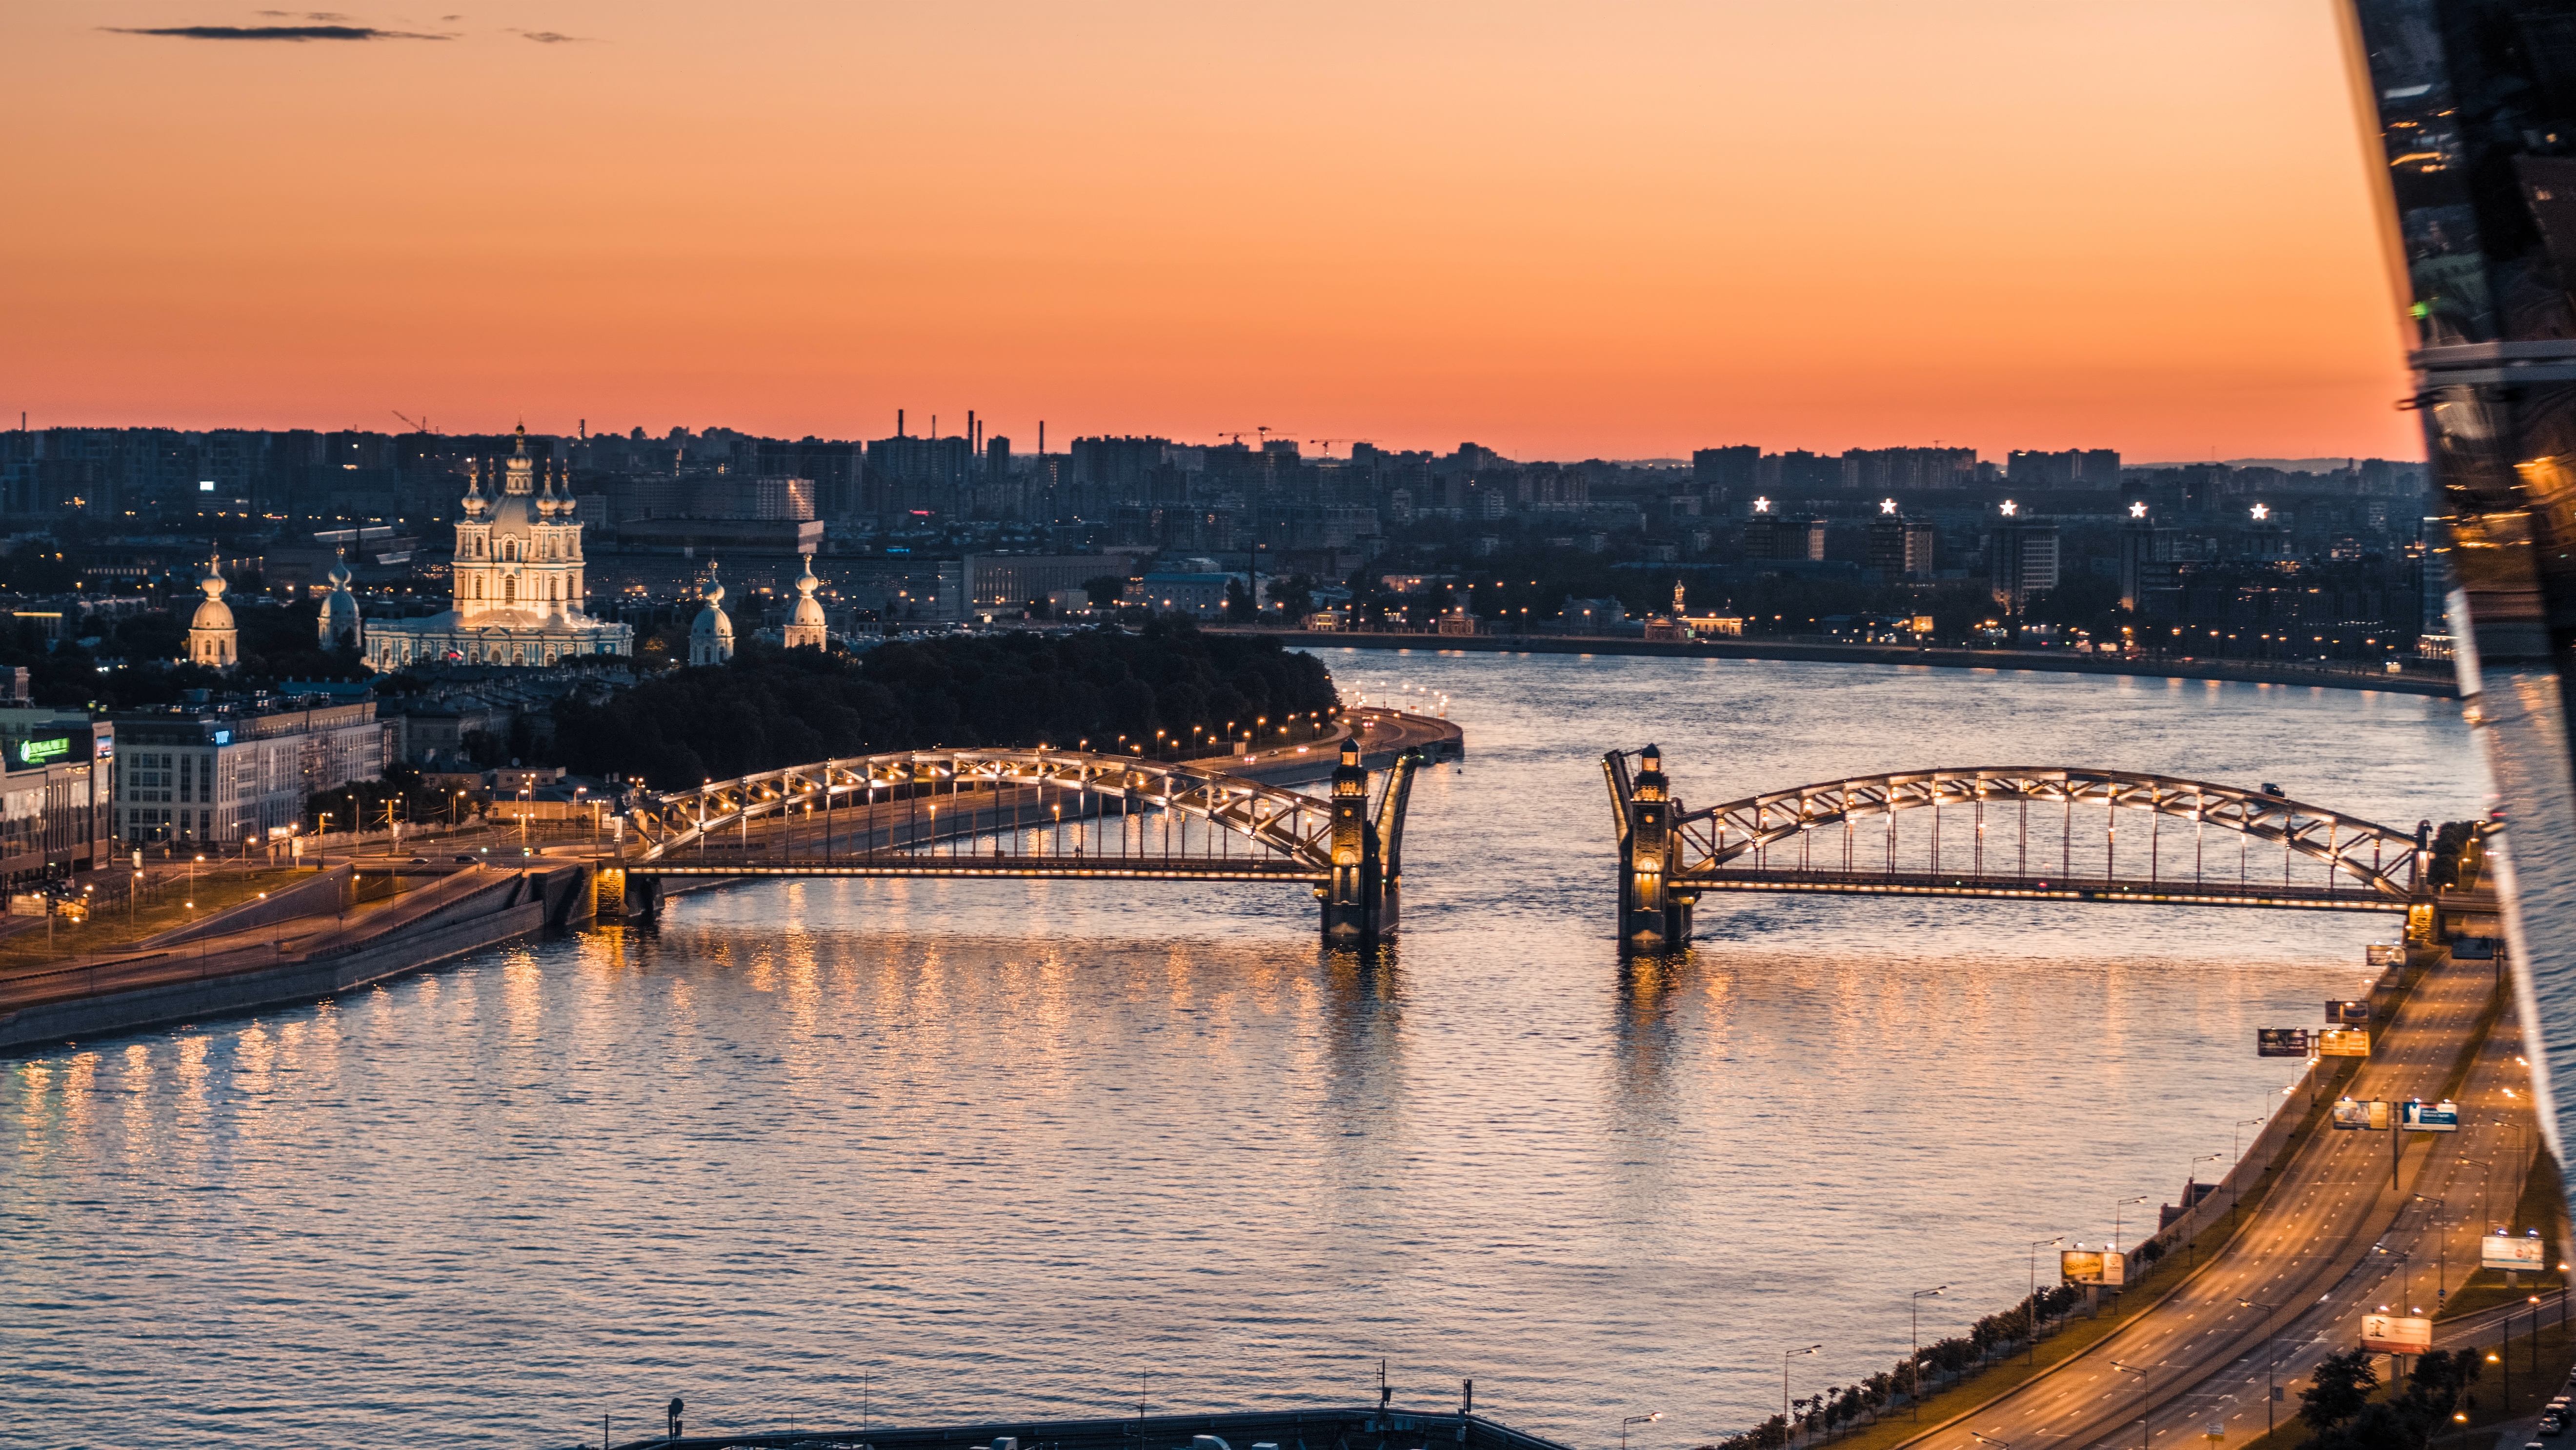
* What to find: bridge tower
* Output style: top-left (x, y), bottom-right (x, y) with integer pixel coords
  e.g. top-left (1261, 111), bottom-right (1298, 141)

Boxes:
top-left (1615, 745), bottom-right (1691, 953)
top-left (1322, 739), bottom-right (1384, 946)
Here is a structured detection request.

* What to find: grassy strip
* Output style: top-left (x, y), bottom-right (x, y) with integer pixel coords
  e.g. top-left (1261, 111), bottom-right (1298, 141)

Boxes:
top-left (0, 869), bottom-right (322, 973)
top-left (2442, 1153), bottom-right (2573, 1321)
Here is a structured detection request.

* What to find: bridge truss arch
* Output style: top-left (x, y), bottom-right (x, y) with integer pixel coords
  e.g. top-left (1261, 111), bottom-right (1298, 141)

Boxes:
top-left (630, 747), bottom-right (1349, 873)
top-left (1670, 766), bottom-right (2425, 903)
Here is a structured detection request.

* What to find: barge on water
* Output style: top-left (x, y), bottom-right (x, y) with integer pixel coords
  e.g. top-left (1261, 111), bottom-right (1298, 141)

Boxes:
top-left (605, 1407), bottom-right (1579, 1450)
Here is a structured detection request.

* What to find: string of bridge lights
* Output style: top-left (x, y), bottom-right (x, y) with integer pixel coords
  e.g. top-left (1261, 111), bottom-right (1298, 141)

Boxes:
top-left (1748, 495), bottom-right (2274, 522)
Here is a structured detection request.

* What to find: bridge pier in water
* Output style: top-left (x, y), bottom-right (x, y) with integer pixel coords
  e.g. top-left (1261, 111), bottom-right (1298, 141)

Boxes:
top-left (1607, 745), bottom-right (1694, 953)
top-left (1321, 740), bottom-right (1418, 947)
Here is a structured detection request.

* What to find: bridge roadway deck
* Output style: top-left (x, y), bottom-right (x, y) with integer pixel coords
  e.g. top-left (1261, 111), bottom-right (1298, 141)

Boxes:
top-left (1684, 869), bottom-right (2414, 913)
top-left (1898, 948), bottom-right (2518, 1450)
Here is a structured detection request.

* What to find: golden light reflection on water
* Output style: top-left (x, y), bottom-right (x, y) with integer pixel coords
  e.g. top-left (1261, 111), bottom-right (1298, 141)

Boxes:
top-left (0, 659), bottom-right (2496, 1449)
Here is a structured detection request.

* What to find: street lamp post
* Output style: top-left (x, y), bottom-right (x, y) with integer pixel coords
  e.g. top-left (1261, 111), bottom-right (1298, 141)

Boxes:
top-left (2187, 1155), bottom-right (2226, 1267)
top-left (2413, 1196), bottom-right (2447, 1302)
top-left (2232, 1119), bottom-right (2265, 1227)
top-left (1783, 1344), bottom-right (1820, 1441)
top-left (2112, 1196), bottom-right (2149, 1255)
top-left (2111, 1361), bottom-right (2149, 1450)
top-left (2028, 1237), bottom-right (2064, 1365)
top-left (1911, 1285), bottom-right (1948, 1419)
top-left (2239, 1300), bottom-right (2282, 1435)
top-left (1620, 1413), bottom-right (1660, 1450)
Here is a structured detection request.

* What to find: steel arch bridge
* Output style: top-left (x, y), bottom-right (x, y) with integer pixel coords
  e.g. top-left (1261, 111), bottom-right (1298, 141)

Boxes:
top-left (615, 739), bottom-right (1423, 945)
top-left (1606, 748), bottom-right (2447, 952)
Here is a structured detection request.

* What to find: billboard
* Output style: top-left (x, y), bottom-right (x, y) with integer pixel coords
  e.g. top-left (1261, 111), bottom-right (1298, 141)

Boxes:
top-left (2318, 1029), bottom-right (2372, 1057)
top-left (2061, 1249), bottom-right (2127, 1286)
top-left (2333, 1099), bottom-right (2393, 1130)
top-left (2258, 1028), bottom-right (2312, 1058)
top-left (2366, 943), bottom-right (2405, 967)
top-left (2401, 1100), bottom-right (2460, 1132)
top-left (2483, 1235), bottom-right (2546, 1270)
top-left (2360, 1315), bottom-right (2433, 1352)
top-left (6, 734), bottom-right (70, 771)
top-left (2328, 1000), bottom-right (2373, 1024)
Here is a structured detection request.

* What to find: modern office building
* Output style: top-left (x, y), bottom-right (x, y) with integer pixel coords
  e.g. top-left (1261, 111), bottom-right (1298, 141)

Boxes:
top-left (1742, 516), bottom-right (1827, 562)
top-left (962, 554), bottom-right (1121, 615)
top-left (108, 695), bottom-right (382, 846)
top-left (1987, 522), bottom-right (2060, 612)
top-left (1868, 516), bottom-right (1938, 582)
top-left (2344, 0), bottom-right (2576, 1180)
top-left (0, 703), bottom-right (113, 885)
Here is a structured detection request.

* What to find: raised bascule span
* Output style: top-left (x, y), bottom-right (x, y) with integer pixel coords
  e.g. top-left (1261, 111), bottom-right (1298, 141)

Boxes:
top-left (611, 725), bottom-right (1453, 946)
top-left (1605, 745), bottom-right (2490, 953)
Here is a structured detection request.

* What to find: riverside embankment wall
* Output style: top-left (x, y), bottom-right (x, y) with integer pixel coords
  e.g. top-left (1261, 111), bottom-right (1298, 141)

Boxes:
top-left (0, 867), bottom-right (581, 1052)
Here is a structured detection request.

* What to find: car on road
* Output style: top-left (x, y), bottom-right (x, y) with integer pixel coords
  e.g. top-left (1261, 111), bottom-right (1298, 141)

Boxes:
top-left (452, 854), bottom-right (477, 863)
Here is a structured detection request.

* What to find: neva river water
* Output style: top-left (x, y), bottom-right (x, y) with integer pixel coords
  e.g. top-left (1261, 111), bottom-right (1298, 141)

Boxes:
top-left (0, 654), bottom-right (2488, 1450)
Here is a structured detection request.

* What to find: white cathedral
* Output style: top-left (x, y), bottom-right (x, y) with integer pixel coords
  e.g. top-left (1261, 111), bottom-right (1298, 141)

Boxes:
top-left (362, 426), bottom-right (634, 669)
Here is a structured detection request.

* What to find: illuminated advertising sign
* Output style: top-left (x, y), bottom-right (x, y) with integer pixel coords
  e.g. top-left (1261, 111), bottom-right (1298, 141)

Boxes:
top-left (93, 731), bottom-right (113, 760)
top-left (8, 735), bottom-right (70, 771)
top-left (2061, 1249), bottom-right (2127, 1286)
top-left (2318, 1029), bottom-right (2372, 1057)
top-left (2366, 943), bottom-right (2405, 967)
top-left (2360, 1315), bottom-right (2432, 1352)
top-left (2328, 1000), bottom-right (2372, 1024)
top-left (2332, 1099), bottom-right (2391, 1130)
top-left (2401, 1100), bottom-right (2460, 1132)
top-left (2482, 1235), bottom-right (2546, 1270)
top-left (2258, 1028), bottom-right (2311, 1057)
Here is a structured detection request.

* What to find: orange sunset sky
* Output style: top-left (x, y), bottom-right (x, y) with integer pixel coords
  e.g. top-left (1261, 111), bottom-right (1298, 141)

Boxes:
top-left (5, 1), bottom-right (2422, 463)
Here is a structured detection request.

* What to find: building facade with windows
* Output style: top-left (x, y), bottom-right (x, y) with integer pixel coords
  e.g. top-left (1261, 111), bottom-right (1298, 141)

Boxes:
top-left (363, 426), bottom-right (633, 669)
top-left (0, 708), bottom-right (113, 886)
top-left (109, 697), bottom-right (382, 845)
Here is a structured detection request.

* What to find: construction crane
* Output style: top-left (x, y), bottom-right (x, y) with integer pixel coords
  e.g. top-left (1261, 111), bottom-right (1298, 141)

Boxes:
top-left (1308, 437), bottom-right (1381, 458)
top-left (390, 410), bottom-right (436, 434)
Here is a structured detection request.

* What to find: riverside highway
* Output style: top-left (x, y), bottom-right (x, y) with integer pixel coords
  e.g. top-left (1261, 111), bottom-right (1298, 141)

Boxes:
top-left (1902, 947), bottom-right (2535, 1450)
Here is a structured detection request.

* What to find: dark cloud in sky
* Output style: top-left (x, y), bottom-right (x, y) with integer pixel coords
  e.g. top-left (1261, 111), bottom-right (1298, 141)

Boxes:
top-left (105, 23), bottom-right (453, 40)
top-left (514, 29), bottom-right (594, 42)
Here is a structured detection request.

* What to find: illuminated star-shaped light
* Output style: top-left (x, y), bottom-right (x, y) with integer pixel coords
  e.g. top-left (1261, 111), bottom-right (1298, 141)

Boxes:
top-left (2130, 502), bottom-right (2148, 519)
top-left (1880, 498), bottom-right (1899, 514)
top-left (1752, 496), bottom-right (1772, 513)
top-left (2251, 503), bottom-right (2271, 521)
top-left (2000, 500), bottom-right (2018, 517)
